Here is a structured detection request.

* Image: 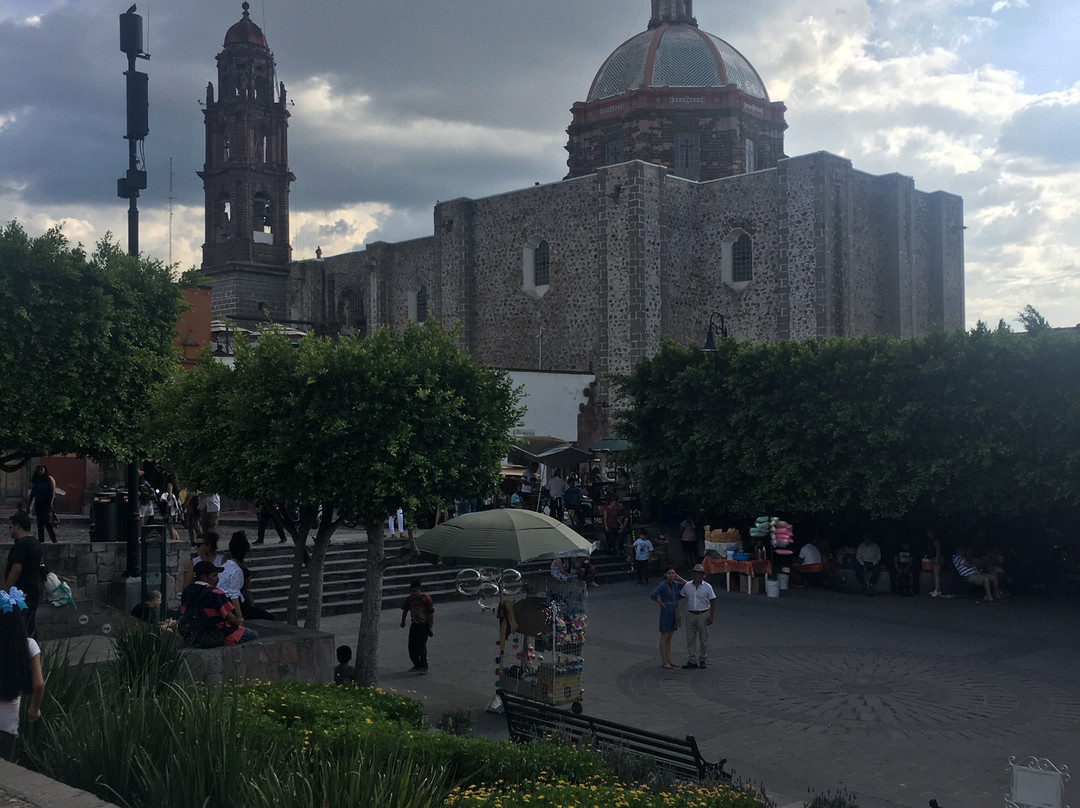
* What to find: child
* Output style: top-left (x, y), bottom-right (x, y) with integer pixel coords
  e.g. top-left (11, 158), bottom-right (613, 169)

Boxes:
top-left (0, 587), bottom-right (45, 761)
top-left (334, 644), bottom-right (356, 684)
top-left (633, 529), bottom-right (654, 585)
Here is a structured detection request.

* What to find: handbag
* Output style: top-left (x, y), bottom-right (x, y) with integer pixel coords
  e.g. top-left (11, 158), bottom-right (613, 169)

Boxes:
top-left (672, 608), bottom-right (681, 631)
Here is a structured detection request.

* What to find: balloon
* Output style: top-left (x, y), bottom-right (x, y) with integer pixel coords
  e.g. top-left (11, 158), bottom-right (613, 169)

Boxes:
top-left (455, 568), bottom-right (483, 597)
top-left (500, 568), bottom-right (524, 596)
top-left (479, 567), bottom-right (500, 583)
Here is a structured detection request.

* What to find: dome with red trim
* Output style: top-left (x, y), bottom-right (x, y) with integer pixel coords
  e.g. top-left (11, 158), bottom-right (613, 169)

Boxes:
top-left (224, 2), bottom-right (267, 48)
top-left (588, 22), bottom-right (769, 102)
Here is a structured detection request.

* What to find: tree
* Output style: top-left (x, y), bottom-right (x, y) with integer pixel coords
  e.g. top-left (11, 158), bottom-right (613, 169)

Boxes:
top-left (616, 326), bottom-right (1080, 520)
top-left (0, 221), bottom-right (184, 472)
top-left (159, 320), bottom-right (522, 684)
top-left (1017, 305), bottom-right (1051, 334)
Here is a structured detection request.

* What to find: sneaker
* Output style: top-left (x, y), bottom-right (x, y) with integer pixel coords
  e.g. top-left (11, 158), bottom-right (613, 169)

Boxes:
top-left (698, 661), bottom-right (707, 669)
top-left (930, 590), bottom-right (941, 598)
top-left (419, 666), bottom-right (429, 673)
top-left (681, 662), bottom-right (699, 669)
top-left (408, 665), bottom-right (422, 672)
top-left (590, 582), bottom-right (600, 588)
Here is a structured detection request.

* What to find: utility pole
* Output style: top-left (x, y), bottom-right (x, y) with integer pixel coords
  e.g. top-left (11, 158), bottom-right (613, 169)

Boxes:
top-left (117, 4), bottom-right (149, 578)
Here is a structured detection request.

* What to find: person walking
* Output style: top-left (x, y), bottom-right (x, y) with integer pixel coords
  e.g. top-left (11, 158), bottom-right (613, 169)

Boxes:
top-left (680, 563), bottom-right (716, 669)
top-left (5, 514), bottom-right (42, 640)
top-left (0, 587), bottom-right (45, 762)
top-left (159, 483), bottom-right (181, 544)
top-left (400, 579), bottom-right (435, 673)
top-left (27, 465), bottom-right (57, 543)
top-left (650, 567), bottom-right (687, 669)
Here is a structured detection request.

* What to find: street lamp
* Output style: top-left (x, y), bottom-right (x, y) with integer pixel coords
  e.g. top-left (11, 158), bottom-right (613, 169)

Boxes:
top-left (702, 313), bottom-right (728, 352)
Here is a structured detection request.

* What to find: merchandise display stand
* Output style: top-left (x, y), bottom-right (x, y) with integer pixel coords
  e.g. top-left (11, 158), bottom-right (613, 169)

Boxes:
top-left (496, 578), bottom-right (588, 712)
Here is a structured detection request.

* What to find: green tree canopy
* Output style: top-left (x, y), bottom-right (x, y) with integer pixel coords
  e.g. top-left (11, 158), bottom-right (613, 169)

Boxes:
top-left (158, 320), bottom-right (522, 684)
top-left (616, 324), bottom-right (1080, 520)
top-left (0, 221), bottom-right (184, 471)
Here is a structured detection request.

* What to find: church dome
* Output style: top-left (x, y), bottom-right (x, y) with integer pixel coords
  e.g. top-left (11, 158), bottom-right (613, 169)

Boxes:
top-left (224, 2), bottom-right (267, 47)
top-left (587, 23), bottom-right (769, 102)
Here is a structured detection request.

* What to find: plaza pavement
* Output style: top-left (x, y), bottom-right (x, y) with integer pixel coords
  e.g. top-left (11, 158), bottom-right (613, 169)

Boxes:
top-left (324, 575), bottom-right (1080, 808)
top-left (7, 519), bottom-right (1079, 807)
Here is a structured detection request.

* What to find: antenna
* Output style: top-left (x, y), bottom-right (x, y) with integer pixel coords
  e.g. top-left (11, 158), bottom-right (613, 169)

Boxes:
top-left (167, 156), bottom-right (173, 270)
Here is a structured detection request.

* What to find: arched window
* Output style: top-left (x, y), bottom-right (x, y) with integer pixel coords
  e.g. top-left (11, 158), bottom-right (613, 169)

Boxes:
top-left (522, 236), bottom-right (551, 298)
top-left (745, 138), bottom-right (756, 173)
top-left (409, 286), bottom-right (428, 322)
top-left (673, 132), bottom-right (700, 180)
top-left (253, 192), bottom-right (273, 244)
top-left (216, 195), bottom-right (231, 242)
top-left (721, 229), bottom-right (753, 288)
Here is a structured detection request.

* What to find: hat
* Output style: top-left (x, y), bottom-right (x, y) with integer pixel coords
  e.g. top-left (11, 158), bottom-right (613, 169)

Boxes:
top-left (691, 563), bottom-right (706, 573)
top-left (193, 560), bottom-right (225, 577)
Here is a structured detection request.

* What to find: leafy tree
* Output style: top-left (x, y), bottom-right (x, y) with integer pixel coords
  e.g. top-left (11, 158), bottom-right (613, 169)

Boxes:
top-left (616, 325), bottom-right (1080, 520)
top-left (1017, 304), bottom-right (1051, 334)
top-left (0, 221), bottom-right (184, 471)
top-left (158, 321), bottom-right (522, 684)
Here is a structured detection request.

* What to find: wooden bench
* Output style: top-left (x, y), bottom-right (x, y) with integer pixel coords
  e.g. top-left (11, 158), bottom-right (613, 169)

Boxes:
top-left (497, 688), bottom-right (728, 782)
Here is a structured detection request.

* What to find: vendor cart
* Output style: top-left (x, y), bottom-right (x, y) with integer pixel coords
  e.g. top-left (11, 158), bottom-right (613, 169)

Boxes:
top-left (497, 577), bottom-right (588, 712)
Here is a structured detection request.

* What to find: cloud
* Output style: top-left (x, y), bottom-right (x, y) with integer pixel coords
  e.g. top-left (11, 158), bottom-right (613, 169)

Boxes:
top-left (1, 0), bottom-right (1079, 330)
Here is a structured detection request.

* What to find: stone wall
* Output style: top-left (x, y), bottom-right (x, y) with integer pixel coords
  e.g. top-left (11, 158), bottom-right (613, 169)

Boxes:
top-left (285, 153), bottom-right (964, 425)
top-left (41, 541), bottom-right (187, 611)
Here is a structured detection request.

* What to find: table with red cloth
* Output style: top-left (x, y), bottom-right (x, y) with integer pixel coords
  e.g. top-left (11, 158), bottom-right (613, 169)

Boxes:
top-left (701, 557), bottom-right (773, 594)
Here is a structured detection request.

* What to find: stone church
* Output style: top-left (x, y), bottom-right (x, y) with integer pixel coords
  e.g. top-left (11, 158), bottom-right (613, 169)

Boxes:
top-left (200, 1), bottom-right (964, 441)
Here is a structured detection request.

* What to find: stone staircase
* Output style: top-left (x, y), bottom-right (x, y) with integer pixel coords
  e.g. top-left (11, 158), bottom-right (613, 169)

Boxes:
top-left (243, 534), bottom-right (642, 617)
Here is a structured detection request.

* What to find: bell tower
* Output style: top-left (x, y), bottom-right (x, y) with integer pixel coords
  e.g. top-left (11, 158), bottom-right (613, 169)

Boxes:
top-left (198, 2), bottom-right (294, 323)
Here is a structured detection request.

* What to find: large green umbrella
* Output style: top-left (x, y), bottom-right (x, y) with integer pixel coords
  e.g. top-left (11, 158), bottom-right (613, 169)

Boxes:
top-left (413, 509), bottom-right (595, 568)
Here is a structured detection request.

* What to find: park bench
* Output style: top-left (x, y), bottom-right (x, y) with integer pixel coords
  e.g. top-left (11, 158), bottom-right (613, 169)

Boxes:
top-left (497, 688), bottom-right (728, 782)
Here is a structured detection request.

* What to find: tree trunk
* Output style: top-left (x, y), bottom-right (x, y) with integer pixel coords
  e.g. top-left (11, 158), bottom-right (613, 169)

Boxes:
top-left (303, 506), bottom-right (339, 630)
top-left (285, 528), bottom-right (304, 626)
top-left (355, 517), bottom-right (387, 687)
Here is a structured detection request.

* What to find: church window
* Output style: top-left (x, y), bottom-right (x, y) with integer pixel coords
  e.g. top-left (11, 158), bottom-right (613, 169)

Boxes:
top-left (533, 241), bottom-right (550, 287)
top-left (605, 139), bottom-right (623, 166)
top-left (673, 132), bottom-right (700, 180)
top-left (732, 233), bottom-right (753, 282)
top-left (522, 236), bottom-right (551, 298)
top-left (745, 138), bottom-right (756, 173)
top-left (409, 286), bottom-right (428, 322)
top-left (216, 196), bottom-right (231, 242)
top-left (721, 229), bottom-right (753, 288)
top-left (253, 192), bottom-right (273, 244)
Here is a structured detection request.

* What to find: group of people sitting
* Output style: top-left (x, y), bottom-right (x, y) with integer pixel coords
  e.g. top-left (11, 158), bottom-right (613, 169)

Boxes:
top-left (786, 532), bottom-right (1008, 600)
top-left (129, 530), bottom-right (274, 646)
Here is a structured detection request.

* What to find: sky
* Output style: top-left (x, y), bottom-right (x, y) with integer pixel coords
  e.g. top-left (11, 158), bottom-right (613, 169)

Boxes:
top-left (0, 0), bottom-right (1078, 330)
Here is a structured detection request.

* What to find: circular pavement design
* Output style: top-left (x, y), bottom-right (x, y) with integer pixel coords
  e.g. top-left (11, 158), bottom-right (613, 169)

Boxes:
top-left (622, 646), bottom-right (1080, 739)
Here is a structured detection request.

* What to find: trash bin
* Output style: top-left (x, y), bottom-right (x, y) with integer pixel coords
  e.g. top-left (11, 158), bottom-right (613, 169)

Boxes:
top-left (92, 490), bottom-right (119, 542)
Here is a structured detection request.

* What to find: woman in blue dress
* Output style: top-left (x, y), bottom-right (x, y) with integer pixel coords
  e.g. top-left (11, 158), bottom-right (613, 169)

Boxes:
top-left (650, 567), bottom-right (687, 669)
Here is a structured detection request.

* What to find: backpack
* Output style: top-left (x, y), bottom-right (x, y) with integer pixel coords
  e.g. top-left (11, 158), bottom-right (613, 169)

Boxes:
top-left (177, 587), bottom-right (226, 648)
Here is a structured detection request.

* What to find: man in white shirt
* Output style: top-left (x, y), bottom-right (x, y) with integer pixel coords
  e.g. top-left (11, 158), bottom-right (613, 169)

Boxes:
top-left (545, 471), bottom-right (569, 521)
top-left (855, 537), bottom-right (883, 593)
top-left (679, 563), bottom-right (716, 669)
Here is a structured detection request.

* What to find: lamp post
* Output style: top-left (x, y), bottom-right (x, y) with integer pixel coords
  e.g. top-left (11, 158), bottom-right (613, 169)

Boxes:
top-left (702, 313), bottom-right (728, 352)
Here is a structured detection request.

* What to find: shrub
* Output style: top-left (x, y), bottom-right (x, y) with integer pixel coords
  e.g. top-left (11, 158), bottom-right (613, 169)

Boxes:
top-left (808, 790), bottom-right (860, 808)
top-left (436, 707), bottom-right (475, 736)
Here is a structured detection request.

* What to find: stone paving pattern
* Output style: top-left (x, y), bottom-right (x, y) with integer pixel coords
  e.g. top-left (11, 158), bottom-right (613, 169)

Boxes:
top-left (322, 576), bottom-right (1079, 808)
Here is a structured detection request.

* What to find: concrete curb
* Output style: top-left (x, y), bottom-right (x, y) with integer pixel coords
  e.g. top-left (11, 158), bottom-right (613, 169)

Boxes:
top-left (0, 760), bottom-right (116, 808)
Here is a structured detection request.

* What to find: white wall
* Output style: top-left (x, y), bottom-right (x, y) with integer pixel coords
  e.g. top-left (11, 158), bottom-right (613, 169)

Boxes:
top-left (508, 370), bottom-right (594, 442)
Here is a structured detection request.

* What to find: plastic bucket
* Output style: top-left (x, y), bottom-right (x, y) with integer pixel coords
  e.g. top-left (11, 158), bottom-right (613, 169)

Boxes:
top-left (765, 578), bottom-right (780, 598)
top-left (777, 572), bottom-right (790, 590)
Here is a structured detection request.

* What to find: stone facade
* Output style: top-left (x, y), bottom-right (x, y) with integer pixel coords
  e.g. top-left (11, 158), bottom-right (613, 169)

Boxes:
top-left (292, 154), bottom-right (963, 417)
